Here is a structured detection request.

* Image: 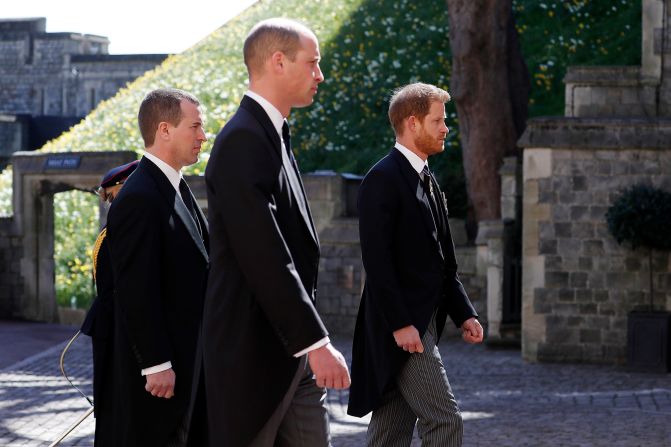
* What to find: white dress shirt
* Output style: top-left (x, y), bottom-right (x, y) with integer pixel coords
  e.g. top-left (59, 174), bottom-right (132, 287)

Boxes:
top-left (395, 141), bottom-right (428, 175)
top-left (137, 152), bottom-right (184, 376)
top-left (245, 91), bottom-right (330, 358)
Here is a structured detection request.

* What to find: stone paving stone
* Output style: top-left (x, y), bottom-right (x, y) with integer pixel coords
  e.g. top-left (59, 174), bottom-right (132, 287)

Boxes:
top-left (0, 335), bottom-right (670, 446)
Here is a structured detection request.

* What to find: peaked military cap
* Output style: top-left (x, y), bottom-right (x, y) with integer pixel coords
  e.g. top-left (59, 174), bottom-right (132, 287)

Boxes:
top-left (100, 160), bottom-right (140, 189)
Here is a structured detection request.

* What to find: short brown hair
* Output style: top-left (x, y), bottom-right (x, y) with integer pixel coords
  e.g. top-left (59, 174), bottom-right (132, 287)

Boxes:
top-left (138, 88), bottom-right (200, 147)
top-left (388, 83), bottom-right (450, 136)
top-left (243, 18), bottom-right (312, 77)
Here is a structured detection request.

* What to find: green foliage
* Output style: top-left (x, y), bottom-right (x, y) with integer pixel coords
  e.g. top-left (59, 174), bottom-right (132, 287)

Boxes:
top-left (0, 167), bottom-right (11, 217)
top-left (515, 0), bottom-right (641, 117)
top-left (0, 0), bottom-right (643, 307)
top-left (54, 191), bottom-right (98, 308)
top-left (606, 184), bottom-right (671, 251)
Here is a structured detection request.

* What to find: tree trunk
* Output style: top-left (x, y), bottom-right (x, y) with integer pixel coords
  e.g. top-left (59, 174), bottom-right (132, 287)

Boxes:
top-left (446, 0), bottom-right (530, 222)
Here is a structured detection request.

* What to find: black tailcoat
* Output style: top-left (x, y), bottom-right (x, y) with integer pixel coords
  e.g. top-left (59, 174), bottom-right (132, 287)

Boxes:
top-left (105, 157), bottom-right (209, 446)
top-left (80, 231), bottom-right (115, 445)
top-left (201, 96), bottom-right (328, 446)
top-left (347, 148), bottom-right (477, 417)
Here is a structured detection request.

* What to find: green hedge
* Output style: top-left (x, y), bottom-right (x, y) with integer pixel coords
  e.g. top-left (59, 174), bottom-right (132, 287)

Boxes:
top-left (0, 0), bottom-right (642, 308)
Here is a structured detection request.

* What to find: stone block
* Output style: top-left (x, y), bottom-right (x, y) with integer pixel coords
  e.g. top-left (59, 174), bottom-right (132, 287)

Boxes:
top-left (558, 191), bottom-right (576, 204)
top-left (449, 219), bottom-right (468, 246)
top-left (539, 240), bottom-right (557, 255)
top-left (538, 187), bottom-right (556, 204)
top-left (554, 222), bottom-right (571, 238)
top-left (578, 257), bottom-right (593, 270)
top-left (582, 240), bottom-right (605, 256)
top-left (557, 238), bottom-right (581, 257)
top-left (579, 303), bottom-right (598, 314)
top-left (546, 271), bottom-right (569, 288)
top-left (572, 176), bottom-right (588, 191)
top-left (558, 288), bottom-right (575, 302)
top-left (572, 222), bottom-right (595, 239)
top-left (586, 316), bottom-right (610, 330)
top-left (545, 325), bottom-right (578, 344)
top-left (593, 289), bottom-right (610, 302)
top-left (570, 272), bottom-right (588, 288)
top-left (575, 289), bottom-right (593, 302)
top-left (580, 329), bottom-right (601, 344)
top-left (587, 272), bottom-right (605, 289)
top-left (524, 149), bottom-right (552, 180)
top-left (545, 255), bottom-right (563, 270)
top-left (596, 163), bottom-right (612, 176)
top-left (533, 288), bottom-right (554, 313)
top-left (570, 206), bottom-right (589, 220)
top-left (625, 257), bottom-right (642, 271)
top-left (554, 303), bottom-right (580, 316)
top-left (538, 221), bottom-right (554, 240)
top-left (550, 205), bottom-right (569, 221)
top-left (589, 206), bottom-right (609, 220)
top-left (567, 316), bottom-right (584, 326)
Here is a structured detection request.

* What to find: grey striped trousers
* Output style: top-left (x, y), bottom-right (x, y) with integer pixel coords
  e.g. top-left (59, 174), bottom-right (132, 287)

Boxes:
top-left (367, 315), bottom-right (463, 447)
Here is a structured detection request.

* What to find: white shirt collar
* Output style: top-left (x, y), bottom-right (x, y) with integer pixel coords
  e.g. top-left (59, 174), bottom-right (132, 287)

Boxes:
top-left (245, 90), bottom-right (285, 138)
top-left (143, 151), bottom-right (182, 192)
top-left (394, 142), bottom-right (427, 175)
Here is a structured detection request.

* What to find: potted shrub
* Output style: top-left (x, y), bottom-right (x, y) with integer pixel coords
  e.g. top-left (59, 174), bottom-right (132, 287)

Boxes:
top-left (606, 183), bottom-right (671, 372)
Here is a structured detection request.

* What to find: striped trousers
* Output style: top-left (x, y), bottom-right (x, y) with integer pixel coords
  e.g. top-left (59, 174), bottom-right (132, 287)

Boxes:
top-left (367, 314), bottom-right (463, 447)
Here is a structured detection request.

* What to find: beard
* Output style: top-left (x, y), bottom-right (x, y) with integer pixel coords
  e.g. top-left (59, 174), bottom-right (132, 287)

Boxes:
top-left (414, 128), bottom-right (444, 156)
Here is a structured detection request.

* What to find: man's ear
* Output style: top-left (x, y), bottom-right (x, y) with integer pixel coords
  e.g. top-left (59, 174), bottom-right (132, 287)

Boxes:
top-left (269, 51), bottom-right (284, 74)
top-left (157, 121), bottom-right (170, 141)
top-left (406, 115), bottom-right (417, 133)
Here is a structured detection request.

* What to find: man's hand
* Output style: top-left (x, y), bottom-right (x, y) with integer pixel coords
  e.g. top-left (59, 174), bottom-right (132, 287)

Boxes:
top-left (308, 343), bottom-right (351, 390)
top-left (461, 318), bottom-right (484, 344)
top-left (393, 325), bottom-right (424, 353)
top-left (145, 368), bottom-right (176, 398)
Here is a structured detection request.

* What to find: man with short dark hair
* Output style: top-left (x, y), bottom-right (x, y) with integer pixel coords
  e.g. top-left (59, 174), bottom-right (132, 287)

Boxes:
top-left (105, 88), bottom-right (209, 446)
top-left (201, 17), bottom-right (349, 447)
top-left (348, 82), bottom-right (483, 447)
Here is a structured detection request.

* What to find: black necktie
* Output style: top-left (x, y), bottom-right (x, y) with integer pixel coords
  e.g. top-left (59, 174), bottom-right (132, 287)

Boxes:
top-left (421, 166), bottom-right (444, 236)
top-left (179, 178), bottom-right (202, 238)
top-left (282, 121), bottom-right (294, 160)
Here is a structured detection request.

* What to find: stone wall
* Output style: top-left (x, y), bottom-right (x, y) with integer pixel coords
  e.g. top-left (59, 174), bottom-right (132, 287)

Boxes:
top-left (564, 66), bottom-right (658, 118)
top-left (0, 18), bottom-right (166, 154)
top-left (0, 116), bottom-right (26, 163)
top-left (520, 119), bottom-right (671, 364)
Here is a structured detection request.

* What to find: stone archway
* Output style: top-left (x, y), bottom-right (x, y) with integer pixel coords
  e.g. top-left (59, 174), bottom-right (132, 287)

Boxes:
top-left (0, 151), bottom-right (136, 322)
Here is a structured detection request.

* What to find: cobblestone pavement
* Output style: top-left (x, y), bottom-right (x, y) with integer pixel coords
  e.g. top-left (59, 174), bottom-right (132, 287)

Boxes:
top-left (1, 333), bottom-right (670, 446)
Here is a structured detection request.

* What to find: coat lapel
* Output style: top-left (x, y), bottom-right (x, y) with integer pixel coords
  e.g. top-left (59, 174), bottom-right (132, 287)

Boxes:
top-left (240, 96), bottom-right (319, 248)
top-left (390, 149), bottom-right (444, 259)
top-left (140, 157), bottom-right (209, 262)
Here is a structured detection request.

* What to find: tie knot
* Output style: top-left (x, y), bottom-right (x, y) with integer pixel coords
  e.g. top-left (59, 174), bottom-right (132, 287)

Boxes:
top-left (422, 165), bottom-right (430, 177)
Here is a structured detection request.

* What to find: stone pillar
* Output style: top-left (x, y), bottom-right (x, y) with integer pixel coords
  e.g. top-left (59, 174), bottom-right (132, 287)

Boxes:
top-left (477, 219), bottom-right (505, 341)
top-left (520, 148), bottom-right (552, 362)
top-left (641, 0), bottom-right (664, 81)
top-left (658, 0), bottom-right (671, 115)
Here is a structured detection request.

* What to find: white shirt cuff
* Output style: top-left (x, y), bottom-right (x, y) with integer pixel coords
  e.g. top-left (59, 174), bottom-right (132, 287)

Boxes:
top-left (141, 361), bottom-right (172, 376)
top-left (293, 337), bottom-right (330, 358)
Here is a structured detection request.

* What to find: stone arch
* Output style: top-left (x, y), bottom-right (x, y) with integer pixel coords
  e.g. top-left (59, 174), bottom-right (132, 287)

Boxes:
top-left (0, 151), bottom-right (136, 322)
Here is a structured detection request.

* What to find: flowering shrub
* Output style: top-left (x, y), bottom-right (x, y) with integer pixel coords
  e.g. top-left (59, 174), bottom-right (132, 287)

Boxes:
top-left (0, 0), bottom-right (641, 307)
